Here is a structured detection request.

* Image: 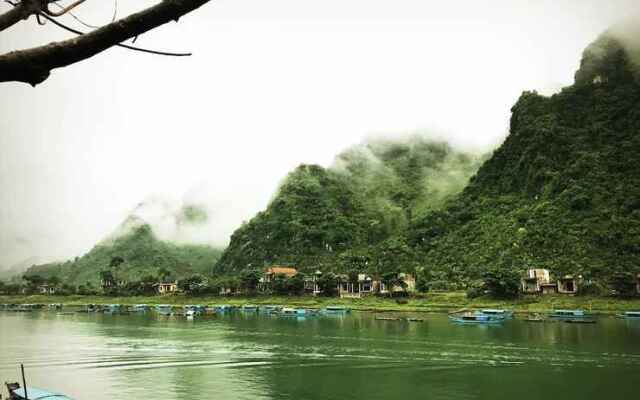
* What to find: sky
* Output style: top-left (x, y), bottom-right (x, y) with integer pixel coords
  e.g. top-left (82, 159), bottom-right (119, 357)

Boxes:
top-left (0, 0), bottom-right (638, 269)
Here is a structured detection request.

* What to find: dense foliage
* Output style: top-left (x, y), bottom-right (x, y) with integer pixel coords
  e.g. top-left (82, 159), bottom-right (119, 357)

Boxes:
top-left (24, 224), bottom-right (223, 288)
top-left (410, 32), bottom-right (640, 288)
top-left (215, 138), bottom-right (483, 274)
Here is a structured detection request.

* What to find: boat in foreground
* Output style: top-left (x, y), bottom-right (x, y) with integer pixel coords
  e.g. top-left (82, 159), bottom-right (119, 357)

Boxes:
top-left (6, 383), bottom-right (74, 400)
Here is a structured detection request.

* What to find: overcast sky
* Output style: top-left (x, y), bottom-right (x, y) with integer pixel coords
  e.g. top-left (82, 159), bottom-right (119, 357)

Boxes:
top-left (0, 0), bottom-right (638, 268)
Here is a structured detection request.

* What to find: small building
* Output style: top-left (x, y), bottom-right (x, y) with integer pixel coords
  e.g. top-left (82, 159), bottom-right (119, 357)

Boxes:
top-left (38, 285), bottom-right (56, 295)
top-left (521, 269), bottom-right (551, 294)
top-left (379, 273), bottom-right (416, 295)
top-left (262, 266), bottom-right (298, 284)
top-left (557, 275), bottom-right (578, 294)
top-left (304, 270), bottom-right (322, 295)
top-left (338, 274), bottom-right (375, 298)
top-left (154, 282), bottom-right (178, 295)
top-left (540, 283), bottom-right (558, 295)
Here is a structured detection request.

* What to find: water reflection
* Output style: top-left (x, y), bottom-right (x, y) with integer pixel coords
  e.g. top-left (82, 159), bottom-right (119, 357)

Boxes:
top-left (1, 311), bottom-right (639, 400)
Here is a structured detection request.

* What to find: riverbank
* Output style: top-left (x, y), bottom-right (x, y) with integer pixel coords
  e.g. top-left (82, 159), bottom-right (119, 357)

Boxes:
top-left (2, 292), bottom-right (640, 314)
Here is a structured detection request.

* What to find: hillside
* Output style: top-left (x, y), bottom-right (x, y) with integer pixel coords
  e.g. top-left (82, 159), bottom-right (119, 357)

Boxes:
top-left (409, 28), bottom-right (640, 285)
top-left (215, 137), bottom-right (484, 273)
top-left (25, 221), bottom-right (223, 286)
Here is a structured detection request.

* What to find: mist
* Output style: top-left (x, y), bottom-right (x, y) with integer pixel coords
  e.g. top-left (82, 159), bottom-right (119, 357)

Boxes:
top-left (1, 0), bottom-right (639, 271)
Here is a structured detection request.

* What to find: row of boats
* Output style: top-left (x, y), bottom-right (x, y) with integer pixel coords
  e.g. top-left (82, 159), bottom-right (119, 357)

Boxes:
top-left (0, 303), bottom-right (352, 318)
top-left (448, 308), bottom-right (640, 324)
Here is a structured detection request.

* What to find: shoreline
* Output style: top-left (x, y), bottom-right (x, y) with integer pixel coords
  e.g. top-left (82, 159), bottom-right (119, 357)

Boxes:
top-left (2, 292), bottom-right (640, 315)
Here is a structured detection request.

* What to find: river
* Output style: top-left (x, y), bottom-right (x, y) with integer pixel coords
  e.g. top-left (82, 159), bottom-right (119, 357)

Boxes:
top-left (1, 310), bottom-right (639, 399)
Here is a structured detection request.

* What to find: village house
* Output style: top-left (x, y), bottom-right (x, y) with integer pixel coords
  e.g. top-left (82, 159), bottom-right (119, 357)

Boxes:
top-left (38, 284), bottom-right (56, 295)
top-left (303, 270), bottom-right (322, 295)
top-left (338, 274), bottom-right (375, 298)
top-left (379, 273), bottom-right (416, 295)
top-left (260, 266), bottom-right (298, 291)
top-left (557, 275), bottom-right (578, 294)
top-left (521, 269), bottom-right (551, 294)
top-left (153, 281), bottom-right (178, 295)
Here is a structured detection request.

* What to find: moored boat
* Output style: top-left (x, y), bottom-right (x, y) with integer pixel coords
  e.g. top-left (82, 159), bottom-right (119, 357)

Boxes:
top-left (449, 313), bottom-right (504, 324)
top-left (323, 306), bottom-right (351, 314)
top-left (260, 305), bottom-right (282, 314)
top-left (184, 305), bottom-right (206, 316)
top-left (155, 304), bottom-right (173, 316)
top-left (241, 304), bottom-right (259, 312)
top-left (103, 304), bottom-right (126, 314)
top-left (214, 305), bottom-right (234, 313)
top-left (131, 304), bottom-right (150, 314)
top-left (617, 311), bottom-right (640, 320)
top-left (476, 309), bottom-right (513, 319)
top-left (7, 382), bottom-right (74, 400)
top-left (548, 309), bottom-right (589, 319)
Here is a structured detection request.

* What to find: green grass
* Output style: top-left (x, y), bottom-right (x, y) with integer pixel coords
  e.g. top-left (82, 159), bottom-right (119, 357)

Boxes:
top-left (2, 292), bottom-right (640, 314)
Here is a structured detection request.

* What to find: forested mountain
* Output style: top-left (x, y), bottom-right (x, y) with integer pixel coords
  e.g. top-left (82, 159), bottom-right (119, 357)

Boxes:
top-left (218, 26), bottom-right (640, 288)
top-left (215, 138), bottom-right (484, 273)
top-left (409, 28), bottom-right (640, 286)
top-left (25, 215), bottom-right (223, 286)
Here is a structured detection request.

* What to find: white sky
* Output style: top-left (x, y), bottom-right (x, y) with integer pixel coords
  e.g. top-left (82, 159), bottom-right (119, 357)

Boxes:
top-left (0, 0), bottom-right (638, 267)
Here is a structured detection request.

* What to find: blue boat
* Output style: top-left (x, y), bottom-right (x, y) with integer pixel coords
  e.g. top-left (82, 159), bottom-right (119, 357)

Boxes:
top-left (131, 304), bottom-right (150, 314)
top-left (155, 304), bottom-right (173, 316)
top-left (7, 383), bottom-right (74, 400)
top-left (241, 304), bottom-right (259, 312)
top-left (449, 313), bottom-right (504, 324)
top-left (103, 304), bottom-right (126, 314)
top-left (617, 311), bottom-right (640, 320)
top-left (213, 305), bottom-right (234, 313)
top-left (548, 309), bottom-right (589, 319)
top-left (323, 306), bottom-right (351, 314)
top-left (260, 305), bottom-right (282, 314)
top-left (476, 309), bottom-right (513, 319)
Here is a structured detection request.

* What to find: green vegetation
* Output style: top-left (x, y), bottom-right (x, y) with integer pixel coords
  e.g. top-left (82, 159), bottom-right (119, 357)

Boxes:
top-left (2, 293), bottom-right (640, 315)
top-left (24, 224), bottom-right (222, 288)
top-left (215, 138), bottom-right (483, 273)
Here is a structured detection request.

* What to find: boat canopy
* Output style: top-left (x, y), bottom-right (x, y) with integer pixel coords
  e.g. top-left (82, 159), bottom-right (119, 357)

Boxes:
top-left (13, 387), bottom-right (74, 400)
top-left (625, 311), bottom-right (640, 316)
top-left (480, 309), bottom-right (506, 314)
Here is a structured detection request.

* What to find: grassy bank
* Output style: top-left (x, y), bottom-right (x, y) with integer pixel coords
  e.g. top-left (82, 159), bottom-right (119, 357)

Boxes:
top-left (2, 292), bottom-right (640, 314)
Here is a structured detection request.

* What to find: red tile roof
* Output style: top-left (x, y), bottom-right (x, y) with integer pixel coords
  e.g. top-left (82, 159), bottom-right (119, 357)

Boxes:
top-left (265, 267), bottom-right (298, 277)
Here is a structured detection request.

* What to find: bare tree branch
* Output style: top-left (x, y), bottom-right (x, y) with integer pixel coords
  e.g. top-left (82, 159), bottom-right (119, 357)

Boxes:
top-left (0, 0), bottom-right (41, 32)
top-left (0, 0), bottom-right (210, 86)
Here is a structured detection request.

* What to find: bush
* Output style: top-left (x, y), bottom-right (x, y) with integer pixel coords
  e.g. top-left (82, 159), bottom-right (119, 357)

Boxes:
top-left (466, 286), bottom-right (484, 299)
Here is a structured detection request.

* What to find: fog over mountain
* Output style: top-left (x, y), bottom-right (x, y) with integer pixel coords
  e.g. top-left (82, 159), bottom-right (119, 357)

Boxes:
top-left (1, 0), bottom-right (639, 269)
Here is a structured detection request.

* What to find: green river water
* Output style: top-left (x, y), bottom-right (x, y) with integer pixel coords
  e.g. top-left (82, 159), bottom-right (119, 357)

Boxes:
top-left (1, 310), bottom-right (639, 399)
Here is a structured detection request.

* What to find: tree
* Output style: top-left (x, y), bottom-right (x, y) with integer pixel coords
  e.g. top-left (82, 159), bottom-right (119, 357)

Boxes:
top-left (0, 0), bottom-right (211, 86)
top-left (286, 273), bottom-right (305, 296)
top-left (608, 270), bottom-right (638, 298)
top-left (482, 266), bottom-right (521, 299)
top-left (316, 272), bottom-right (338, 297)
top-left (239, 269), bottom-right (261, 294)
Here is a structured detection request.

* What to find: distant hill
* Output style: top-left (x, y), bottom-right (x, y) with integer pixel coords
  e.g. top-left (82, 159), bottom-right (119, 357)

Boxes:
top-left (215, 137), bottom-right (484, 273)
top-left (409, 27), bottom-right (640, 283)
top-left (25, 218), bottom-right (223, 286)
top-left (0, 256), bottom-right (42, 280)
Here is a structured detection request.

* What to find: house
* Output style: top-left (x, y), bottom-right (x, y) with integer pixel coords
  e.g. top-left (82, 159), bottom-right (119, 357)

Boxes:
top-left (154, 281), bottom-right (178, 295)
top-left (38, 285), bottom-right (56, 295)
top-left (557, 275), bottom-right (578, 295)
top-left (338, 274), bottom-right (375, 298)
top-left (259, 266), bottom-right (298, 291)
top-left (379, 273), bottom-right (416, 295)
top-left (521, 269), bottom-right (550, 294)
top-left (304, 270), bottom-right (322, 295)
top-left (540, 283), bottom-right (558, 294)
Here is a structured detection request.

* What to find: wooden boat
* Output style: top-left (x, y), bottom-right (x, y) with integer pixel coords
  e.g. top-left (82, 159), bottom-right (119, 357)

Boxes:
top-left (476, 309), bottom-right (513, 319)
top-left (155, 304), bottom-right (173, 316)
top-left (323, 306), bottom-right (351, 314)
top-left (6, 382), bottom-right (74, 400)
top-left (449, 313), bottom-right (504, 324)
top-left (617, 311), bottom-right (640, 320)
